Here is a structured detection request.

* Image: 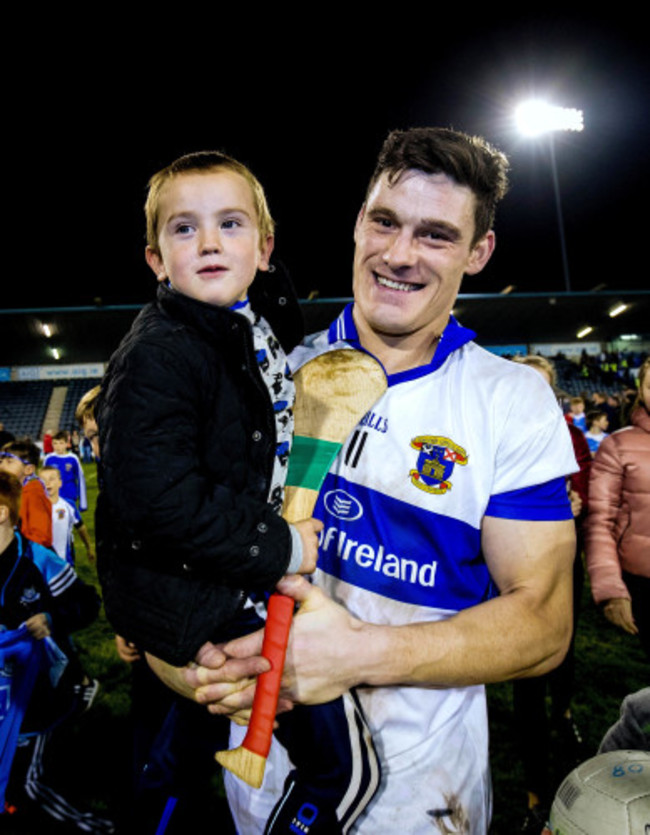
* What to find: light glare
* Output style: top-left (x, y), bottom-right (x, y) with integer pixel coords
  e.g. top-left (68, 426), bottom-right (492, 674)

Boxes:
top-left (516, 100), bottom-right (584, 137)
top-left (577, 326), bottom-right (593, 339)
top-left (608, 303), bottom-right (628, 318)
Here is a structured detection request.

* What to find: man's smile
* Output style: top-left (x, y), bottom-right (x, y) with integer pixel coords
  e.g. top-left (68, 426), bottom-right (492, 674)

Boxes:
top-left (374, 273), bottom-right (424, 292)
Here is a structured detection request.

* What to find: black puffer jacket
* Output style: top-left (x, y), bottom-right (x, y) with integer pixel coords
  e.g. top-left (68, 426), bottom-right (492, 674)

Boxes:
top-left (96, 270), bottom-right (304, 664)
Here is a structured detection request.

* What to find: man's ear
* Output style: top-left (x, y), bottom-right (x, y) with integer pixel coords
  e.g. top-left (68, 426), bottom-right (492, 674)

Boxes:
top-left (145, 247), bottom-right (167, 282)
top-left (0, 505), bottom-right (9, 525)
top-left (465, 231), bottom-right (496, 276)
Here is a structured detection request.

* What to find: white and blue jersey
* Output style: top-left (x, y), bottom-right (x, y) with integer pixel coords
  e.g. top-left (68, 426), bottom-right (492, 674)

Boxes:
top-left (43, 453), bottom-right (87, 512)
top-left (226, 306), bottom-right (577, 834)
top-left (51, 497), bottom-right (81, 565)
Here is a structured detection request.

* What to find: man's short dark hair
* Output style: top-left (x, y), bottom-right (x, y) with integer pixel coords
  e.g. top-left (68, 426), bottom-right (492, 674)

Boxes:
top-left (367, 127), bottom-right (510, 245)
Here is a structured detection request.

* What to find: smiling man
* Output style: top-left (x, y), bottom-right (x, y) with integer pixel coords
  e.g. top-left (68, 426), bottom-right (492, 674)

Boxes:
top-left (179, 128), bottom-right (579, 834)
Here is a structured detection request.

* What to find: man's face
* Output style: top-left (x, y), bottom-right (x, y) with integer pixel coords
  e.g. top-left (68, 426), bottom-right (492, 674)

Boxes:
top-left (352, 170), bottom-right (494, 344)
top-left (41, 469), bottom-right (62, 499)
top-left (52, 438), bottom-right (67, 454)
top-left (145, 170), bottom-right (274, 308)
top-left (83, 419), bottom-right (100, 460)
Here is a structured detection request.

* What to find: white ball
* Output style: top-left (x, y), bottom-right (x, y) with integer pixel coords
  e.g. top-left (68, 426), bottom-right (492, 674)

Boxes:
top-left (548, 750), bottom-right (650, 834)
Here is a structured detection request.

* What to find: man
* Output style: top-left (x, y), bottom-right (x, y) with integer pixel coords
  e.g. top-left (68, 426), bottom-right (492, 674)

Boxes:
top-left (158, 127), bottom-right (578, 833)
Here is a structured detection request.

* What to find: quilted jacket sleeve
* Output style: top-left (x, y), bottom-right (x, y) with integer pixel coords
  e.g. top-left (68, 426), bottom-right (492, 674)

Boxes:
top-left (585, 434), bottom-right (629, 603)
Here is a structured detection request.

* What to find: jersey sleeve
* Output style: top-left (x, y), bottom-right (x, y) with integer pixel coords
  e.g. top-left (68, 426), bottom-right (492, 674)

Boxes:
top-left (485, 477), bottom-right (572, 521)
top-left (488, 364), bottom-right (578, 501)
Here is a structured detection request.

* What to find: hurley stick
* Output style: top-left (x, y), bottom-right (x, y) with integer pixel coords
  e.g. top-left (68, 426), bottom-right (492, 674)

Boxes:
top-left (215, 348), bottom-right (387, 788)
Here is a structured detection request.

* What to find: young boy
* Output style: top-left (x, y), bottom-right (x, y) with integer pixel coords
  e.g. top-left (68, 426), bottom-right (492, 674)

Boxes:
top-left (566, 396), bottom-right (588, 432)
top-left (44, 431), bottom-right (87, 512)
top-left (584, 410), bottom-right (609, 456)
top-left (40, 466), bottom-right (95, 565)
top-left (97, 153), bottom-right (374, 833)
top-left (0, 439), bottom-right (52, 548)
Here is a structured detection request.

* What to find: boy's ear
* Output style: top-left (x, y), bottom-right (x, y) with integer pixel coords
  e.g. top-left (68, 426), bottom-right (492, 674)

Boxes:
top-left (0, 505), bottom-right (9, 525)
top-left (145, 247), bottom-right (167, 282)
top-left (257, 236), bottom-right (275, 272)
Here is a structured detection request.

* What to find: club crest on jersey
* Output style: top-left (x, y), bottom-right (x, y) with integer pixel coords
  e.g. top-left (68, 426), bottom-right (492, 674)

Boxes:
top-left (20, 587), bottom-right (41, 606)
top-left (409, 436), bottom-right (468, 494)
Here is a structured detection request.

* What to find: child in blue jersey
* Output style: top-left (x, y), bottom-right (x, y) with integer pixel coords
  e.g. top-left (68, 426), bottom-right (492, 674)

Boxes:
top-left (44, 431), bottom-right (87, 512)
top-left (584, 410), bottom-right (610, 456)
top-left (40, 466), bottom-right (95, 565)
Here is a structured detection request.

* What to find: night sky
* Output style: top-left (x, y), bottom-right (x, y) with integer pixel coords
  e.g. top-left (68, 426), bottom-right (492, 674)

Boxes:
top-left (9, 13), bottom-right (648, 310)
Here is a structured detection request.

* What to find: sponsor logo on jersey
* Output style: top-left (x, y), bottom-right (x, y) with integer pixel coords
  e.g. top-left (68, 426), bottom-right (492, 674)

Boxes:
top-left (323, 489), bottom-right (363, 521)
top-left (320, 525), bottom-right (438, 589)
top-left (409, 436), bottom-right (468, 495)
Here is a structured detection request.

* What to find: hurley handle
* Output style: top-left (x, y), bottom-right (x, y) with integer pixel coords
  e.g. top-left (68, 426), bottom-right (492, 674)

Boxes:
top-left (242, 592), bottom-right (294, 758)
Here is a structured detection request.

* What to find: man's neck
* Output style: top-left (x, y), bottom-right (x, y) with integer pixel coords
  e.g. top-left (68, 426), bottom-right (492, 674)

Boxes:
top-left (353, 318), bottom-right (443, 376)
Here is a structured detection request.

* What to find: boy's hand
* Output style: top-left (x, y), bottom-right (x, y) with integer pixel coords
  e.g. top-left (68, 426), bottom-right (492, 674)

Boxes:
top-left (25, 613), bottom-right (51, 640)
top-left (292, 518), bottom-right (324, 574)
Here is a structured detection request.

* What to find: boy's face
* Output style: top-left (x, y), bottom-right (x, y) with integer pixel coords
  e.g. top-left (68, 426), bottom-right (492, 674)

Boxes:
top-left (52, 438), bottom-right (67, 454)
top-left (41, 469), bottom-right (61, 500)
top-left (0, 453), bottom-right (27, 481)
top-left (595, 415), bottom-right (609, 432)
top-left (145, 169), bottom-right (274, 308)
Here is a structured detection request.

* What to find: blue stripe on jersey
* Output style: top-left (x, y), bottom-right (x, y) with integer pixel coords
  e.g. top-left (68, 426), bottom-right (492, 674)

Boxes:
top-left (485, 477), bottom-right (573, 521)
top-left (327, 304), bottom-right (477, 386)
top-left (314, 474), bottom-right (493, 611)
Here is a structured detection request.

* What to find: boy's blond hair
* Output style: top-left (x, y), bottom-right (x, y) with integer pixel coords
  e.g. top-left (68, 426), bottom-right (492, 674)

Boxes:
top-left (145, 151), bottom-right (275, 255)
top-left (512, 355), bottom-right (557, 388)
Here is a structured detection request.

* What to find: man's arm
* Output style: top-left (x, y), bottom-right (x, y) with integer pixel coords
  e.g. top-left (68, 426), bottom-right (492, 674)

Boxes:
top-left (189, 516), bottom-right (575, 710)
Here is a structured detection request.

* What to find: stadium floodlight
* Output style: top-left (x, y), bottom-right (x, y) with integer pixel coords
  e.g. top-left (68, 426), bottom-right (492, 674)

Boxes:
top-left (608, 302), bottom-right (628, 318)
top-left (515, 100), bottom-right (584, 137)
top-left (576, 326), bottom-right (593, 339)
top-left (516, 99), bottom-right (585, 293)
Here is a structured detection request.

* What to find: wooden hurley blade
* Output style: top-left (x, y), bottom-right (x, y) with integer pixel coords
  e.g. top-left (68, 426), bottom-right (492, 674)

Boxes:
top-left (284, 349), bottom-right (387, 523)
top-left (215, 349), bottom-right (387, 786)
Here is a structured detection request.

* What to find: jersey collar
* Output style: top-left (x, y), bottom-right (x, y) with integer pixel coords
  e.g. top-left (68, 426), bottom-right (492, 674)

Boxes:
top-left (327, 302), bottom-right (477, 385)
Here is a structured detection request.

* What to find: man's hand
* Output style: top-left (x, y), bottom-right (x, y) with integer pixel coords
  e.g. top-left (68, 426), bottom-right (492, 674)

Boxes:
top-left (24, 613), bottom-right (50, 640)
top-left (115, 634), bottom-right (141, 663)
top-left (190, 638), bottom-right (276, 722)
top-left (603, 598), bottom-right (638, 635)
top-left (189, 576), bottom-right (362, 715)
